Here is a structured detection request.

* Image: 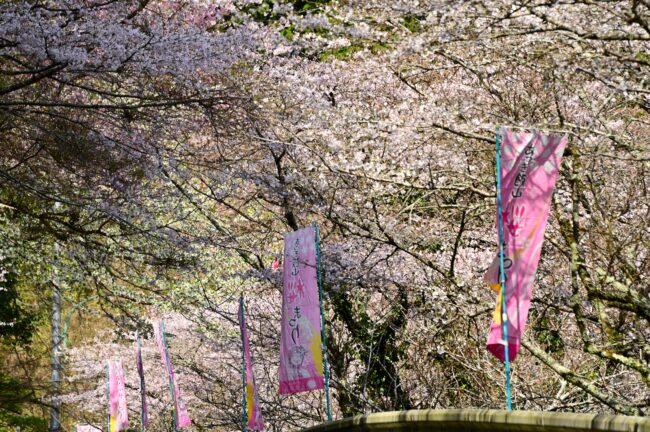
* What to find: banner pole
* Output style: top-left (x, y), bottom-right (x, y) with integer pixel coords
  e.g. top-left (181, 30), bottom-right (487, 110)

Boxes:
top-left (137, 334), bottom-right (145, 432)
top-left (106, 363), bottom-right (110, 432)
top-left (495, 127), bottom-right (513, 411)
top-left (161, 321), bottom-right (178, 432)
top-left (313, 222), bottom-right (332, 422)
top-left (239, 295), bottom-right (248, 432)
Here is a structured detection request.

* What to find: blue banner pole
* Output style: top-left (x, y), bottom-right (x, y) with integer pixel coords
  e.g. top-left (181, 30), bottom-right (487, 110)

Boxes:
top-left (495, 127), bottom-right (513, 411)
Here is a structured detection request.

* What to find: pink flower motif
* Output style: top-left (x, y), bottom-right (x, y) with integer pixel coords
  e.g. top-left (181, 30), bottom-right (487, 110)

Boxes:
top-left (506, 205), bottom-right (525, 237)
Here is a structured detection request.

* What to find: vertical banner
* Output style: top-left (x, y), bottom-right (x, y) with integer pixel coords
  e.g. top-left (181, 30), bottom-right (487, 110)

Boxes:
top-left (136, 335), bottom-right (149, 429)
top-left (279, 226), bottom-right (325, 394)
top-left (107, 360), bottom-right (128, 432)
top-left (239, 296), bottom-right (264, 431)
top-left (154, 320), bottom-right (192, 428)
top-left (485, 128), bottom-right (567, 361)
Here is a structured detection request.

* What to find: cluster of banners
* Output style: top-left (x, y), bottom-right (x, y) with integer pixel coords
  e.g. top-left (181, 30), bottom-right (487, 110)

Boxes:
top-left (484, 128), bottom-right (567, 361)
top-left (80, 127), bottom-right (566, 430)
top-left (91, 226), bottom-right (328, 432)
top-left (238, 225), bottom-right (328, 431)
top-left (101, 321), bottom-right (191, 432)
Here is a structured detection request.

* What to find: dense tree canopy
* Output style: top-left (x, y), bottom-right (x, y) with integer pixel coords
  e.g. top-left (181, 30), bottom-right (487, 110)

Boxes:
top-left (0, 0), bottom-right (648, 430)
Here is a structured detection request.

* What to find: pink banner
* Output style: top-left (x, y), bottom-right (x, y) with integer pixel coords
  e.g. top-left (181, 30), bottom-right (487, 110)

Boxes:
top-left (485, 128), bottom-right (567, 361)
top-left (108, 360), bottom-right (128, 432)
top-left (239, 297), bottom-right (264, 430)
top-left (154, 320), bottom-right (191, 428)
top-left (135, 336), bottom-right (149, 428)
top-left (279, 226), bottom-right (324, 395)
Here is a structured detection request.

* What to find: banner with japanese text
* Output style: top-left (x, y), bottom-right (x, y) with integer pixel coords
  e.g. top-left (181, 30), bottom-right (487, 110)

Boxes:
top-left (485, 128), bottom-right (567, 361)
top-left (279, 227), bottom-right (324, 394)
top-left (154, 320), bottom-right (191, 428)
top-left (108, 360), bottom-right (128, 432)
top-left (239, 297), bottom-right (264, 430)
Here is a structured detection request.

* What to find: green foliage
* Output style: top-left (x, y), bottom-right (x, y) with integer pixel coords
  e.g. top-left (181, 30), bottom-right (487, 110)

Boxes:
top-left (0, 373), bottom-right (31, 414)
top-left (329, 287), bottom-right (412, 412)
top-left (0, 259), bottom-right (39, 346)
top-left (320, 45), bottom-right (363, 61)
top-left (290, 0), bottom-right (331, 15)
top-left (634, 51), bottom-right (649, 63)
top-left (0, 409), bottom-right (47, 432)
top-left (0, 373), bottom-right (44, 432)
top-left (280, 24), bottom-right (296, 40)
top-left (457, 374), bottom-right (472, 391)
top-left (370, 41), bottom-right (390, 54)
top-left (400, 14), bottom-right (424, 33)
top-left (235, 0), bottom-right (277, 25)
top-left (534, 317), bottom-right (565, 354)
top-left (0, 234), bottom-right (46, 431)
top-left (221, 0), bottom-right (331, 31)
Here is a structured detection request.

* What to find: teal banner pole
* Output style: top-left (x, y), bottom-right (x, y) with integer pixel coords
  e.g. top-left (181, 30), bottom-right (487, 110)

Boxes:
top-left (239, 295), bottom-right (248, 432)
top-left (313, 222), bottom-right (332, 422)
top-left (495, 127), bottom-right (513, 411)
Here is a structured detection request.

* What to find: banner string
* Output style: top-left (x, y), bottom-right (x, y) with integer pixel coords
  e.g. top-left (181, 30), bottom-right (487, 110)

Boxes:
top-left (495, 127), bottom-right (513, 411)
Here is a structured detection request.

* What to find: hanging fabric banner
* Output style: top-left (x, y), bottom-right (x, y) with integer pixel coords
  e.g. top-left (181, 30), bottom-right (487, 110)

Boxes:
top-left (279, 226), bottom-right (325, 394)
top-left (136, 334), bottom-right (149, 429)
top-left (108, 360), bottom-right (129, 432)
top-left (485, 128), bottom-right (567, 362)
top-left (239, 296), bottom-right (264, 431)
top-left (154, 320), bottom-right (192, 428)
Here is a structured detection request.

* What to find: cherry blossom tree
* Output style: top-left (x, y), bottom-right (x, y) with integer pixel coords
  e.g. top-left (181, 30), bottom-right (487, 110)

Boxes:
top-left (1, 0), bottom-right (648, 430)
